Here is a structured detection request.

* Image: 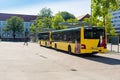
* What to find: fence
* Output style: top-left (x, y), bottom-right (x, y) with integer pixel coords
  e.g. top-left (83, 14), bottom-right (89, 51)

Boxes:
top-left (107, 35), bottom-right (120, 53)
top-left (107, 35), bottom-right (120, 43)
top-left (1, 38), bottom-right (30, 42)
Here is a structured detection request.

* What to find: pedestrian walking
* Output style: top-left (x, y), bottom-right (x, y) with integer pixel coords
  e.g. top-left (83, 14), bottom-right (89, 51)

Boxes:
top-left (24, 37), bottom-right (28, 46)
top-left (24, 30), bottom-right (29, 46)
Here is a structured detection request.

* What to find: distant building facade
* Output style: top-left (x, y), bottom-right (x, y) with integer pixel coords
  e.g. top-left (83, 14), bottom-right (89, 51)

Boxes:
top-left (77, 14), bottom-right (90, 21)
top-left (0, 13), bottom-right (37, 41)
top-left (111, 9), bottom-right (120, 34)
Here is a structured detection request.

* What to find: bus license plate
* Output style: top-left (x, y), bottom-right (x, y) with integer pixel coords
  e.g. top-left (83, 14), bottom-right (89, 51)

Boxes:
top-left (92, 47), bottom-right (98, 50)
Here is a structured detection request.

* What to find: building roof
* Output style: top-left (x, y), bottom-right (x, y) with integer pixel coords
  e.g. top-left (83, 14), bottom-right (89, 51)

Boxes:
top-left (77, 14), bottom-right (90, 21)
top-left (0, 13), bottom-right (37, 22)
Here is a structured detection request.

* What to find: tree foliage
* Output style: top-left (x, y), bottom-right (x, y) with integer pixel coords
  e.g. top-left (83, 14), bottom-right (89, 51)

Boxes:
top-left (4, 16), bottom-right (24, 39)
top-left (58, 11), bottom-right (75, 21)
top-left (92, 0), bottom-right (118, 14)
top-left (35, 7), bottom-right (53, 32)
top-left (30, 23), bottom-right (36, 33)
top-left (38, 7), bottom-right (53, 18)
top-left (66, 18), bottom-right (78, 23)
top-left (89, 0), bottom-right (119, 35)
top-left (52, 12), bottom-right (65, 30)
top-left (41, 17), bottom-right (52, 28)
top-left (31, 8), bottom-right (77, 31)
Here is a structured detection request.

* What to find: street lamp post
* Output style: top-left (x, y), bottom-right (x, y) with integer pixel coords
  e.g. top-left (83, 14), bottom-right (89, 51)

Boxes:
top-left (35, 26), bottom-right (39, 42)
top-left (91, 0), bottom-right (92, 25)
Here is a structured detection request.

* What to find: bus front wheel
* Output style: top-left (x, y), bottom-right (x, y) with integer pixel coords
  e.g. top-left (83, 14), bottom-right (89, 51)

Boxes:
top-left (39, 41), bottom-right (42, 46)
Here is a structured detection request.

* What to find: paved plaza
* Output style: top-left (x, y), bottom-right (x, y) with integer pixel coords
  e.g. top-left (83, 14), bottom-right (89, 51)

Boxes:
top-left (0, 42), bottom-right (119, 80)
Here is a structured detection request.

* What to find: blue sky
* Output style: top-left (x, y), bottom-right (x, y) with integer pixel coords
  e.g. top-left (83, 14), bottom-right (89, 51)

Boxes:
top-left (0, 0), bottom-right (91, 17)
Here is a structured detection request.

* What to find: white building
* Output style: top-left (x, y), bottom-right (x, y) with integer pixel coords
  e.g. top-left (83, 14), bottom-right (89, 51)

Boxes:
top-left (111, 9), bottom-right (120, 34)
top-left (0, 13), bottom-right (37, 41)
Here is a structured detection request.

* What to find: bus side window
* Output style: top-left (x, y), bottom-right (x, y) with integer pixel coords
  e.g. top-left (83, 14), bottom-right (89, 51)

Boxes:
top-left (68, 36), bottom-right (71, 41)
top-left (62, 31), bottom-right (66, 41)
top-left (71, 31), bottom-right (77, 42)
top-left (63, 34), bottom-right (66, 41)
top-left (76, 31), bottom-right (80, 42)
top-left (66, 31), bottom-right (70, 41)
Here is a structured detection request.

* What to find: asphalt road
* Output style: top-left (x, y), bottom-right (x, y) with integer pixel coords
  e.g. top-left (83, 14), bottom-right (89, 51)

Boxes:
top-left (0, 42), bottom-right (120, 80)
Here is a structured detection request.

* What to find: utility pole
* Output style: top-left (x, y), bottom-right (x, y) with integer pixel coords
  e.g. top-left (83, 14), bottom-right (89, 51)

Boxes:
top-left (91, 0), bottom-right (92, 26)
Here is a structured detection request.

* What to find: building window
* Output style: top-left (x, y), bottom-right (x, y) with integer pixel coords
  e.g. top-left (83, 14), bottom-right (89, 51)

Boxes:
top-left (1, 21), bottom-right (6, 26)
top-left (0, 27), bottom-right (1, 32)
top-left (24, 22), bottom-right (31, 28)
top-left (0, 21), bottom-right (1, 26)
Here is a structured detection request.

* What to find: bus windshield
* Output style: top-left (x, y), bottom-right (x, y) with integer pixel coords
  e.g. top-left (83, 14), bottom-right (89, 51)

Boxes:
top-left (84, 27), bottom-right (105, 39)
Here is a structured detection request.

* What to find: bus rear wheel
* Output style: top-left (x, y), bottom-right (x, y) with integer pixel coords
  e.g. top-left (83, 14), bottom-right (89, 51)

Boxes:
top-left (55, 44), bottom-right (57, 50)
top-left (68, 46), bottom-right (71, 54)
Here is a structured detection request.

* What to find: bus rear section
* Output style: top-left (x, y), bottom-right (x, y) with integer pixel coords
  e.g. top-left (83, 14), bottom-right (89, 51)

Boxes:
top-left (80, 27), bottom-right (107, 54)
top-left (38, 32), bottom-right (52, 47)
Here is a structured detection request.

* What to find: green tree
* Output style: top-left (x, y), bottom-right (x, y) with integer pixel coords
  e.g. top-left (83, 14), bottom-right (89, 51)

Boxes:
top-left (64, 18), bottom-right (79, 26)
top-left (36, 7), bottom-right (53, 31)
top-left (36, 17), bottom-right (42, 28)
top-left (4, 16), bottom-right (24, 39)
top-left (41, 17), bottom-right (52, 28)
top-left (58, 11), bottom-right (75, 21)
top-left (84, 14), bottom-right (116, 35)
top-left (110, 28), bottom-right (117, 36)
top-left (52, 12), bottom-right (65, 30)
top-left (30, 23), bottom-right (36, 33)
top-left (66, 18), bottom-right (78, 23)
top-left (90, 0), bottom-right (119, 35)
top-left (91, 0), bottom-right (119, 26)
top-left (38, 7), bottom-right (53, 18)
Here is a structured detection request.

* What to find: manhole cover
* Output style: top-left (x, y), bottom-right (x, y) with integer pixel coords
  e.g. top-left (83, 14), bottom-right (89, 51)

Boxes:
top-left (70, 69), bottom-right (77, 71)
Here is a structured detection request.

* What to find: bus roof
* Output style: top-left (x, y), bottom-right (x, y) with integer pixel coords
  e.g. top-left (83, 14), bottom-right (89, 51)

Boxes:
top-left (38, 31), bottom-right (50, 34)
top-left (52, 26), bottom-right (105, 33)
top-left (52, 27), bottom-right (81, 33)
top-left (39, 26), bottom-right (104, 33)
top-left (84, 27), bottom-right (105, 30)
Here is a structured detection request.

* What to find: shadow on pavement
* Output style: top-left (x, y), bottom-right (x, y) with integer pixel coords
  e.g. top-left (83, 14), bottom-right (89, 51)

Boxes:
top-left (74, 54), bottom-right (120, 65)
top-left (40, 46), bottom-right (120, 65)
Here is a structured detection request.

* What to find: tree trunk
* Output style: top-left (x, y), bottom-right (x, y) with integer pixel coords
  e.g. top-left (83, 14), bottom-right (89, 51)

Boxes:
top-left (103, 15), bottom-right (106, 27)
top-left (13, 31), bottom-right (16, 41)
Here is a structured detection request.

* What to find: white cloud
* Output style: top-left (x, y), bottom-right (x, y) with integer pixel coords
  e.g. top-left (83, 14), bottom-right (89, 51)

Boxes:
top-left (0, 0), bottom-right (91, 17)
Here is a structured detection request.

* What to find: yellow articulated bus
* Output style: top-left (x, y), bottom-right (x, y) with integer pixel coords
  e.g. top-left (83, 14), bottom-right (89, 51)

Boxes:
top-left (38, 32), bottom-right (52, 47)
top-left (39, 27), bottom-right (107, 54)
